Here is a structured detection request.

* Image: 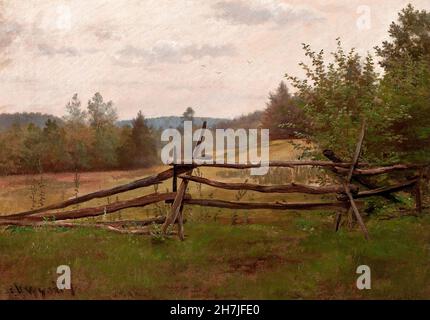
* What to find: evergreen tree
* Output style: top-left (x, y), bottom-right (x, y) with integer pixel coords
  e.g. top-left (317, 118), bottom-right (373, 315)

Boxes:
top-left (118, 111), bottom-right (157, 168)
top-left (261, 81), bottom-right (307, 139)
top-left (376, 4), bottom-right (430, 70)
top-left (376, 5), bottom-right (430, 162)
top-left (41, 119), bottom-right (70, 171)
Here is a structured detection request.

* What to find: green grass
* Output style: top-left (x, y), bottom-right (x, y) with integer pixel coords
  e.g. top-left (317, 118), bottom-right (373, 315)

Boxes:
top-left (0, 140), bottom-right (428, 299)
top-left (1, 210), bottom-right (429, 299)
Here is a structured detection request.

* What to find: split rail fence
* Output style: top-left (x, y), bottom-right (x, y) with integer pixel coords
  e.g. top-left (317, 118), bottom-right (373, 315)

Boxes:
top-left (0, 122), bottom-right (427, 240)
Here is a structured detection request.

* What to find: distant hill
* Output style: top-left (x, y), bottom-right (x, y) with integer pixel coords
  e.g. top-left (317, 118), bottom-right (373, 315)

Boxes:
top-left (0, 113), bottom-right (256, 132)
top-left (117, 116), bottom-right (229, 130)
top-left (0, 112), bottom-right (63, 131)
top-left (216, 110), bottom-right (263, 129)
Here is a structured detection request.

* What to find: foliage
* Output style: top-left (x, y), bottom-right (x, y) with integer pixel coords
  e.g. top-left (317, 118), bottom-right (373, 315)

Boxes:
top-left (376, 4), bottom-right (430, 163)
top-left (261, 81), bottom-right (308, 139)
top-left (87, 92), bottom-right (117, 130)
top-left (216, 110), bottom-right (263, 129)
top-left (286, 40), bottom-right (406, 163)
top-left (376, 4), bottom-right (430, 70)
top-left (0, 93), bottom-right (158, 174)
top-left (0, 112), bottom-right (62, 131)
top-left (378, 55), bottom-right (430, 162)
top-left (182, 107), bottom-right (195, 122)
top-left (63, 93), bottom-right (87, 126)
top-left (284, 5), bottom-right (430, 164)
top-left (117, 111), bottom-right (157, 168)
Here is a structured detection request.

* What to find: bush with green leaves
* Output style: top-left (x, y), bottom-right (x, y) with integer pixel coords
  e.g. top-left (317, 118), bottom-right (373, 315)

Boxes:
top-left (287, 40), bottom-right (407, 163)
top-left (286, 5), bottom-right (430, 164)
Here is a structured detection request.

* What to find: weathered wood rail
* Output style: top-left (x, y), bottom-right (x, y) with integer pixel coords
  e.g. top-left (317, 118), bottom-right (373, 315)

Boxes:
top-left (0, 122), bottom-right (427, 240)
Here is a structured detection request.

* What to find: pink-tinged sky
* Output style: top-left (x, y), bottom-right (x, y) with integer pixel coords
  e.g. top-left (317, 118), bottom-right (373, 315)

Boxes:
top-left (0, 0), bottom-right (429, 120)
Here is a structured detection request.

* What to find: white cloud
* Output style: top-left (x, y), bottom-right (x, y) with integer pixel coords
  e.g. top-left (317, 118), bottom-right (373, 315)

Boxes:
top-left (37, 43), bottom-right (79, 57)
top-left (114, 40), bottom-right (236, 66)
top-left (0, 0), bottom-right (429, 119)
top-left (212, 0), bottom-right (324, 26)
top-left (0, 20), bottom-right (21, 51)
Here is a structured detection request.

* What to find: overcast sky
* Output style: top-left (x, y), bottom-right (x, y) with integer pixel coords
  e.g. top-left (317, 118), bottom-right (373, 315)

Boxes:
top-left (0, 0), bottom-right (429, 120)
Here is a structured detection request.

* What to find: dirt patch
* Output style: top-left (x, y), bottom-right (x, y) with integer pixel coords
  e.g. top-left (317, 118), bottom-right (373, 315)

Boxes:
top-left (164, 283), bottom-right (214, 299)
top-left (227, 254), bottom-right (297, 275)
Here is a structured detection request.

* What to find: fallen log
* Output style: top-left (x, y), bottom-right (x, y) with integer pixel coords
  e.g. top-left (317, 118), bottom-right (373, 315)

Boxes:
top-left (7, 192), bottom-right (180, 222)
top-left (0, 216), bottom-right (185, 234)
top-left (0, 167), bottom-right (189, 220)
top-left (180, 174), bottom-right (358, 194)
top-left (184, 198), bottom-right (349, 210)
top-left (0, 219), bottom-right (152, 235)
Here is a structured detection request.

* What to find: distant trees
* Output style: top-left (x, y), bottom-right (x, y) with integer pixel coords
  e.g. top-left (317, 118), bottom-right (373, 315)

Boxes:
top-left (87, 92), bottom-right (117, 130)
top-left (182, 107), bottom-right (195, 122)
top-left (0, 93), bottom-right (158, 175)
top-left (261, 81), bottom-right (307, 139)
top-left (0, 124), bottom-right (23, 174)
top-left (118, 111), bottom-right (157, 168)
top-left (217, 111), bottom-right (263, 130)
top-left (64, 94), bottom-right (87, 125)
top-left (86, 93), bottom-right (119, 168)
top-left (63, 94), bottom-right (93, 170)
top-left (0, 112), bottom-right (62, 130)
top-left (40, 119), bottom-right (69, 171)
top-left (215, 83), bottom-right (307, 138)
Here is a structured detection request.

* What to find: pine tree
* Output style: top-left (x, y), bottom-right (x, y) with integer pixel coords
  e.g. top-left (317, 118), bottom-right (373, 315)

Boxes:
top-left (261, 81), bottom-right (307, 139)
top-left (131, 111), bottom-right (157, 167)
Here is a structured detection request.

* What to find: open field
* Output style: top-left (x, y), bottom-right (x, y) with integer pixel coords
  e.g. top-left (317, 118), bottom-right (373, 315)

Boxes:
top-left (1, 140), bottom-right (429, 299)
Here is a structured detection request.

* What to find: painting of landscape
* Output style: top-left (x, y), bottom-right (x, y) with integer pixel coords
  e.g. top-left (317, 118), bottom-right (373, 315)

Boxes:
top-left (0, 0), bottom-right (430, 300)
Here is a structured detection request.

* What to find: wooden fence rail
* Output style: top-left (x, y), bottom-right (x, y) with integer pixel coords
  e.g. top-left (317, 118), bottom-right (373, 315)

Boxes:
top-left (0, 122), bottom-right (428, 240)
top-left (179, 174), bottom-right (359, 195)
top-left (0, 167), bottom-right (189, 220)
top-left (0, 161), bottom-right (423, 239)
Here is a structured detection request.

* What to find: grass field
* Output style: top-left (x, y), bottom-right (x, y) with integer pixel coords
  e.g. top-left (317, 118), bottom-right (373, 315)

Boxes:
top-left (0, 140), bottom-right (429, 299)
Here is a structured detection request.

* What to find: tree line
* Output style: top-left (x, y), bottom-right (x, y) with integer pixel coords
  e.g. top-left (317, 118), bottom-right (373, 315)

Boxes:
top-left (1, 4), bottom-right (428, 174)
top-left (0, 93), bottom-right (157, 175)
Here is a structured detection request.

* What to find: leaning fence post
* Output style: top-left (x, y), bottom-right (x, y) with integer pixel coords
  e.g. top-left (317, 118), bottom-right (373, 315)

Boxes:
top-left (162, 121), bottom-right (207, 239)
top-left (342, 121), bottom-right (370, 240)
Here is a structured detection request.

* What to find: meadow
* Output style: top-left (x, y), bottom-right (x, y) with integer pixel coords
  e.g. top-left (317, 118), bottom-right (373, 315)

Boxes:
top-left (0, 140), bottom-right (429, 299)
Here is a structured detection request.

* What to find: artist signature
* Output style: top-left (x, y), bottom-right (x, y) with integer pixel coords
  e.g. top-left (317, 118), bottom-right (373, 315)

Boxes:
top-left (7, 282), bottom-right (76, 299)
